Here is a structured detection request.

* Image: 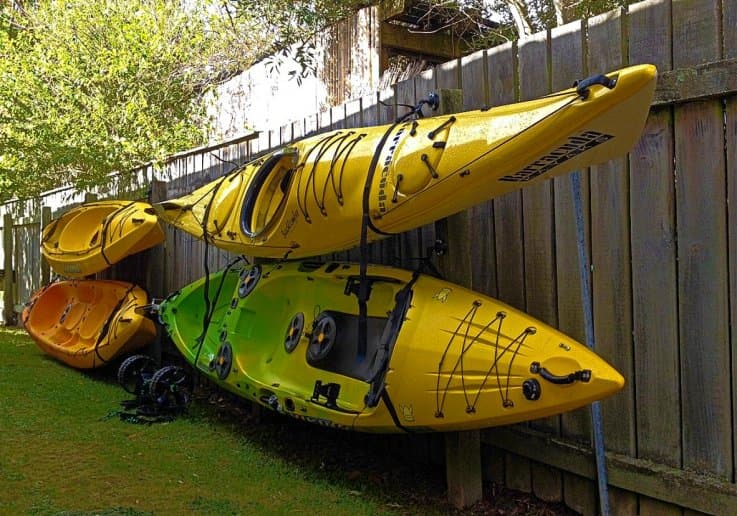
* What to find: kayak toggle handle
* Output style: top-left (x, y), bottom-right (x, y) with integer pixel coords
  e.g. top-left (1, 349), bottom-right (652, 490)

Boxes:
top-left (530, 361), bottom-right (591, 384)
top-left (574, 74), bottom-right (617, 100)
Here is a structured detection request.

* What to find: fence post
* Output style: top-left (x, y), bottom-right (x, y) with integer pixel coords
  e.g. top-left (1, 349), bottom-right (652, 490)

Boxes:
top-left (147, 179), bottom-right (168, 365)
top-left (435, 87), bottom-right (483, 509)
top-left (40, 206), bottom-right (51, 286)
top-left (3, 213), bottom-right (15, 325)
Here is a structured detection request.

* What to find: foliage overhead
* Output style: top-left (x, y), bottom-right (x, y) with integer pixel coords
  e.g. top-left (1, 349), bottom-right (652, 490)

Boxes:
top-left (412, 0), bottom-right (635, 47)
top-left (0, 0), bottom-right (368, 201)
top-left (0, 0), bottom-right (634, 201)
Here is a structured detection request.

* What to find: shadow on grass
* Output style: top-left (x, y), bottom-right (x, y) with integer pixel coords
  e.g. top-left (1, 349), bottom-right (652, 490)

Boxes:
top-left (32, 338), bottom-right (575, 515)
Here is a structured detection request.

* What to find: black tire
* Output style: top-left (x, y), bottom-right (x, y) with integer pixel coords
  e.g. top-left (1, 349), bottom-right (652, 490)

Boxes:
top-left (149, 365), bottom-right (191, 410)
top-left (117, 354), bottom-right (156, 395)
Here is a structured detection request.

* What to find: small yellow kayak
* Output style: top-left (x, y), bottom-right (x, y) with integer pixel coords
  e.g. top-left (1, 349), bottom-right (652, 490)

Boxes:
top-left (159, 261), bottom-right (624, 432)
top-left (42, 200), bottom-right (164, 278)
top-left (156, 64), bottom-right (656, 259)
top-left (22, 280), bottom-right (157, 369)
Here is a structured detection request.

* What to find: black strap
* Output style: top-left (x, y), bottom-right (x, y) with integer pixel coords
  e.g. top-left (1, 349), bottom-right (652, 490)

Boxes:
top-left (381, 389), bottom-right (410, 433)
top-left (358, 121), bottom-right (403, 360)
top-left (98, 202), bottom-right (133, 266)
top-left (94, 284), bottom-right (137, 365)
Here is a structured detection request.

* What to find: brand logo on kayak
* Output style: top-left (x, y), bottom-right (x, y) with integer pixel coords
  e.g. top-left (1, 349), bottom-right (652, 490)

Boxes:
top-left (377, 126), bottom-right (406, 213)
top-left (399, 403), bottom-right (415, 422)
top-left (432, 288), bottom-right (452, 303)
top-left (500, 131), bottom-right (614, 182)
top-left (280, 208), bottom-right (299, 237)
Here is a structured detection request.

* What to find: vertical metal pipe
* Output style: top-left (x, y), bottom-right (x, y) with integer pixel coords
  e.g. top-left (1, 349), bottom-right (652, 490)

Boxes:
top-left (570, 170), bottom-right (610, 516)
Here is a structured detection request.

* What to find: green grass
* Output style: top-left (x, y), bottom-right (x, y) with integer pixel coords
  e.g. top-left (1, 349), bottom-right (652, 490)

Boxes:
top-left (0, 328), bottom-right (451, 515)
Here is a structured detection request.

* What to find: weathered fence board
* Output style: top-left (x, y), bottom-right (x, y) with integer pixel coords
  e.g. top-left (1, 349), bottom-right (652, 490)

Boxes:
top-left (675, 99), bottom-right (731, 478)
top-left (548, 18), bottom-right (587, 508)
top-left (461, 50), bottom-right (497, 297)
top-left (588, 9), bottom-right (638, 514)
top-left (728, 96), bottom-right (737, 487)
top-left (487, 42), bottom-right (525, 312)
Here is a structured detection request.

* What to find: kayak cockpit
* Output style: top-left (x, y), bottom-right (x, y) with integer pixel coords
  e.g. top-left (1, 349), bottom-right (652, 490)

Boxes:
top-left (240, 148), bottom-right (298, 238)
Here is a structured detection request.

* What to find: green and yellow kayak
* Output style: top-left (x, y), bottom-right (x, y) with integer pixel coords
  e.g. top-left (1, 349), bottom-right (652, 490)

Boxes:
top-left (22, 280), bottom-right (156, 369)
top-left (159, 261), bottom-right (624, 433)
top-left (156, 64), bottom-right (656, 259)
top-left (42, 200), bottom-right (164, 278)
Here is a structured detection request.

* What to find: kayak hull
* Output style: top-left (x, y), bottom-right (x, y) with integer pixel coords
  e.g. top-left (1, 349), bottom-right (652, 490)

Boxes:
top-left (159, 261), bottom-right (624, 433)
top-left (42, 200), bottom-right (164, 278)
top-left (156, 64), bottom-right (656, 259)
top-left (22, 280), bottom-right (156, 369)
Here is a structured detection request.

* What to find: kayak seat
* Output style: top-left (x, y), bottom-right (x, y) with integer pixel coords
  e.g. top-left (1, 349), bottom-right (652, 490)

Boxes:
top-left (307, 310), bottom-right (387, 382)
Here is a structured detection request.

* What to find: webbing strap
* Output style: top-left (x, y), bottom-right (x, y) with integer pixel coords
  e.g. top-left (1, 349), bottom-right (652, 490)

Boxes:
top-left (357, 121), bottom-right (402, 360)
top-left (381, 389), bottom-right (410, 433)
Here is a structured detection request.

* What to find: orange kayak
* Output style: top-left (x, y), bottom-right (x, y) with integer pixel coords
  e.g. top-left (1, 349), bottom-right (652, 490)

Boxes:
top-left (22, 280), bottom-right (156, 369)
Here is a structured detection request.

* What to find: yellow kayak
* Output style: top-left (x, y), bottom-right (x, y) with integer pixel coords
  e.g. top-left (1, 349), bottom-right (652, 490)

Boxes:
top-left (156, 64), bottom-right (656, 259)
top-left (42, 200), bottom-right (164, 278)
top-left (22, 280), bottom-right (157, 369)
top-left (159, 261), bottom-right (624, 432)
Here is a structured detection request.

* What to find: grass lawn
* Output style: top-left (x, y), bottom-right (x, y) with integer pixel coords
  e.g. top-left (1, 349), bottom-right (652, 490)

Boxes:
top-left (0, 327), bottom-right (457, 515)
top-left (1, 327), bottom-right (575, 515)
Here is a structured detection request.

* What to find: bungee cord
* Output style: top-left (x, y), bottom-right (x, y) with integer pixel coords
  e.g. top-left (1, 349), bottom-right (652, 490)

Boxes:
top-left (434, 302), bottom-right (534, 417)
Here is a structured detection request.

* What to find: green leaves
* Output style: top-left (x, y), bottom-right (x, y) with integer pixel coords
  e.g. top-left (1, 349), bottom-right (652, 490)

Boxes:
top-left (0, 0), bottom-right (365, 201)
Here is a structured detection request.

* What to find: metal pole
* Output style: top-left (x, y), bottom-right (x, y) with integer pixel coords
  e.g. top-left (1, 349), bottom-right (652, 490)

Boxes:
top-left (570, 171), bottom-right (611, 516)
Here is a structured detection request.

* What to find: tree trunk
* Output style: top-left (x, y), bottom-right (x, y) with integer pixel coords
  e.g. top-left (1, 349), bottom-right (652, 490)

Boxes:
top-left (504, 0), bottom-right (533, 36)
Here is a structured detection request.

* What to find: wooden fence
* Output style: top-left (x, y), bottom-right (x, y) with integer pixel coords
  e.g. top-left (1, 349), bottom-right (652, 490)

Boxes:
top-left (3, 0), bottom-right (737, 512)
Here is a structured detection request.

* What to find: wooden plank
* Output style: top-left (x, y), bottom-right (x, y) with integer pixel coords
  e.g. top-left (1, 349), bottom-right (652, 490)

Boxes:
top-left (629, 108), bottom-right (682, 507)
top-left (487, 42), bottom-right (524, 311)
top-left (728, 96), bottom-right (737, 493)
top-left (504, 29), bottom-right (555, 497)
top-left (331, 104), bottom-right (346, 130)
top-left (482, 444), bottom-right (506, 484)
top-left (435, 59), bottom-right (460, 90)
top-left (380, 21), bottom-right (466, 60)
top-left (672, 0), bottom-right (731, 481)
top-left (461, 50), bottom-right (496, 297)
top-left (726, 0), bottom-right (737, 59)
top-left (672, 0), bottom-right (721, 67)
top-left (550, 18), bottom-right (591, 446)
top-left (409, 65), bottom-right (440, 264)
top-left (344, 98), bottom-right (362, 129)
top-left (291, 119), bottom-right (304, 141)
top-left (3, 214), bottom-right (14, 325)
top-left (431, 83), bottom-right (482, 510)
top-left (40, 206), bottom-right (51, 286)
top-left (628, 3), bottom-right (681, 514)
top-left (304, 113), bottom-right (318, 138)
top-left (392, 77), bottom-right (417, 267)
top-left (674, 100), bottom-right (730, 478)
top-left (377, 87), bottom-right (400, 264)
top-left (518, 30), bottom-right (557, 327)
top-left (518, 26), bottom-right (561, 448)
top-left (146, 180), bottom-right (168, 300)
top-left (588, 6), bottom-right (635, 454)
top-left (445, 431), bottom-right (483, 509)
top-left (628, 0), bottom-right (672, 70)
top-left (546, 18), bottom-right (587, 507)
top-left (653, 58), bottom-right (737, 106)
top-left (588, 9), bottom-right (637, 514)
top-left (483, 427), bottom-right (737, 514)
top-left (360, 93), bottom-right (384, 263)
